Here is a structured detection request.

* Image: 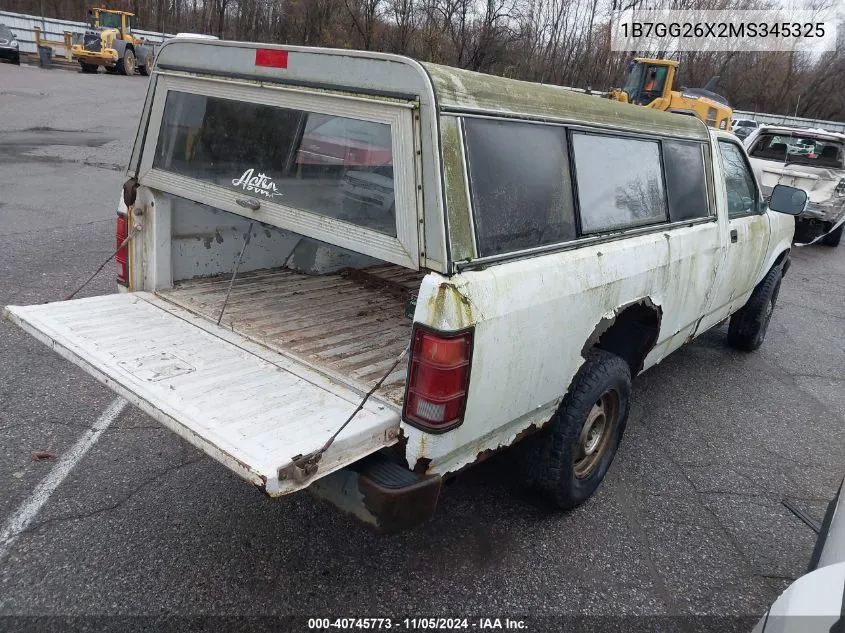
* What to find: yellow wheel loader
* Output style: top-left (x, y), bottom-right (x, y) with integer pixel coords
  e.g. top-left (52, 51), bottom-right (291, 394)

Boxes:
top-left (608, 58), bottom-right (733, 131)
top-left (71, 8), bottom-right (154, 76)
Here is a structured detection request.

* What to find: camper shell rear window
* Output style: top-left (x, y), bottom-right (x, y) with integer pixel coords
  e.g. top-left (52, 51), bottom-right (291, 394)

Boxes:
top-left (155, 92), bottom-right (398, 236)
top-left (138, 75), bottom-right (420, 269)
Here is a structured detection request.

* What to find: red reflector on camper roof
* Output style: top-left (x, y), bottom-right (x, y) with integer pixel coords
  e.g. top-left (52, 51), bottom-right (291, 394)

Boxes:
top-left (255, 49), bottom-right (288, 69)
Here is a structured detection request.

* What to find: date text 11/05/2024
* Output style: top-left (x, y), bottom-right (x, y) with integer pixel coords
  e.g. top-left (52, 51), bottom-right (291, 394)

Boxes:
top-left (307, 618), bottom-right (528, 630)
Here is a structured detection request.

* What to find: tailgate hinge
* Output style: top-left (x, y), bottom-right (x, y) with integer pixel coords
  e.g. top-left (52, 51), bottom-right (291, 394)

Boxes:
top-left (282, 450), bottom-right (324, 484)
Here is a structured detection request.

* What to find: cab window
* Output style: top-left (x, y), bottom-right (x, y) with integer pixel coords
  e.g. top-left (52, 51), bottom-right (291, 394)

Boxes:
top-left (663, 140), bottom-right (710, 221)
top-left (637, 65), bottom-right (668, 105)
top-left (99, 12), bottom-right (121, 29)
top-left (719, 141), bottom-right (759, 217)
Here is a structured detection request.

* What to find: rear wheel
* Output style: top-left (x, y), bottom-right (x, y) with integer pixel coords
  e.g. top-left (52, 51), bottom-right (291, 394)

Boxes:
top-left (728, 266), bottom-right (782, 351)
top-left (138, 54), bottom-right (151, 76)
top-left (822, 224), bottom-right (842, 247)
top-left (118, 49), bottom-right (135, 76)
top-left (516, 349), bottom-right (631, 509)
top-left (79, 61), bottom-right (98, 73)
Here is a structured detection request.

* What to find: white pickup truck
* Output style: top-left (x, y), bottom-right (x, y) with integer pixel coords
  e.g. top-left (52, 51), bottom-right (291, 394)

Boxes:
top-left (4, 40), bottom-right (808, 532)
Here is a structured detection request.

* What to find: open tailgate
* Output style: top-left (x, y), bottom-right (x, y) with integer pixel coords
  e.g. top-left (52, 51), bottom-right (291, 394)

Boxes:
top-left (4, 293), bottom-right (400, 496)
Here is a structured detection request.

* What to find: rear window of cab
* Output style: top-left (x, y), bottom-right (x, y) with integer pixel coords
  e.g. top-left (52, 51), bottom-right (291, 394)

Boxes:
top-left (748, 132), bottom-right (844, 169)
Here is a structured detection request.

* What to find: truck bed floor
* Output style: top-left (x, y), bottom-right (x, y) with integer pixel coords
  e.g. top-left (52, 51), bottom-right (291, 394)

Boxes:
top-left (157, 265), bottom-right (424, 405)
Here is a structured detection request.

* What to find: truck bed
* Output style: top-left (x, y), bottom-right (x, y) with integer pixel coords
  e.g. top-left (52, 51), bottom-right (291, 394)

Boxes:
top-left (157, 265), bottom-right (424, 406)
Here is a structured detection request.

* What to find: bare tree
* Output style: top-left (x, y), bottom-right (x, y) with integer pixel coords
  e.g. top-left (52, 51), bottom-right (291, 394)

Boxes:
top-left (2, 0), bottom-right (843, 120)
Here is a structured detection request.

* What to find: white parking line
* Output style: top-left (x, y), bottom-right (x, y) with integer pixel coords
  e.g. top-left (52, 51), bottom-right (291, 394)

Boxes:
top-left (0, 397), bottom-right (128, 562)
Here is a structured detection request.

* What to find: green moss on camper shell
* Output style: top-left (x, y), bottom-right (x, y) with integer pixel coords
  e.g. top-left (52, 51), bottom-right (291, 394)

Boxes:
top-left (440, 117), bottom-right (476, 263)
top-left (423, 62), bottom-right (710, 141)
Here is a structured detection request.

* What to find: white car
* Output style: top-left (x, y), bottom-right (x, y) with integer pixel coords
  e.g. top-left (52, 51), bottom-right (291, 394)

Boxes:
top-left (745, 125), bottom-right (845, 246)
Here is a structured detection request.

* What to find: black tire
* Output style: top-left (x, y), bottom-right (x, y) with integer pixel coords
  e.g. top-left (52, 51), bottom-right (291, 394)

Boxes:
top-left (822, 224), bottom-right (842, 247)
top-left (118, 49), bottom-right (135, 76)
top-left (79, 61), bottom-right (98, 73)
top-left (728, 266), bottom-right (782, 352)
top-left (138, 54), bottom-right (151, 76)
top-left (516, 349), bottom-right (631, 509)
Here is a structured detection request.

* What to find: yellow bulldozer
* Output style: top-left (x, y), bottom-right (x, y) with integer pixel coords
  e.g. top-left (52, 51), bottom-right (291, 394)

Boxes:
top-left (71, 7), bottom-right (154, 75)
top-left (608, 58), bottom-right (733, 131)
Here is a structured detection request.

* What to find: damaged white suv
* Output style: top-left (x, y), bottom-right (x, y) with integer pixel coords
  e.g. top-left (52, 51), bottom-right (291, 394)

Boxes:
top-left (745, 125), bottom-right (845, 247)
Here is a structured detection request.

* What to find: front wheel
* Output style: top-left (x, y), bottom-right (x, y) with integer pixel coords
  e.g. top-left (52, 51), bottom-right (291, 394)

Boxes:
top-left (118, 49), bottom-right (135, 76)
top-left (138, 54), bottom-right (151, 76)
top-left (79, 61), bottom-right (98, 73)
top-left (516, 349), bottom-right (631, 509)
top-left (728, 266), bottom-right (782, 351)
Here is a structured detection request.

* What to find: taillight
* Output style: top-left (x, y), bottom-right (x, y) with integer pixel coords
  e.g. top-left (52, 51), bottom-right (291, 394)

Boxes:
top-left (116, 213), bottom-right (129, 286)
top-left (403, 326), bottom-right (473, 432)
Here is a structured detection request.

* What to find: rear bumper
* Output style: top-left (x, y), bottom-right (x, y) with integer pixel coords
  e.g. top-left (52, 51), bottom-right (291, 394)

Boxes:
top-left (309, 453), bottom-right (442, 533)
top-left (799, 202), bottom-right (845, 224)
top-left (794, 202), bottom-right (845, 241)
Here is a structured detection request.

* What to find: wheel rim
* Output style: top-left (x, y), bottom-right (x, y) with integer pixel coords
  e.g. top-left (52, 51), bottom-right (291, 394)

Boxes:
top-left (574, 390), bottom-right (620, 479)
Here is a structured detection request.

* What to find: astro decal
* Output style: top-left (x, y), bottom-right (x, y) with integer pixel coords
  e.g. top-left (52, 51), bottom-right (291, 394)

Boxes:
top-left (231, 169), bottom-right (283, 199)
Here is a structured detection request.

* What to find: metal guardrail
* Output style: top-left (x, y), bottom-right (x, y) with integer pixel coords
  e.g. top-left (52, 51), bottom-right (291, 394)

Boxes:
top-left (0, 9), bottom-right (173, 55)
top-left (733, 110), bottom-right (845, 134)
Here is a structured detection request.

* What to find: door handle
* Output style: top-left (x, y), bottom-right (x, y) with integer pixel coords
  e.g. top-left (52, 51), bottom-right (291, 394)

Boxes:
top-left (730, 229), bottom-right (738, 243)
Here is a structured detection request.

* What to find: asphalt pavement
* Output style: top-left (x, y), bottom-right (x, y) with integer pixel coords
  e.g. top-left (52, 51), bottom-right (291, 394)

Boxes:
top-left (0, 61), bottom-right (843, 629)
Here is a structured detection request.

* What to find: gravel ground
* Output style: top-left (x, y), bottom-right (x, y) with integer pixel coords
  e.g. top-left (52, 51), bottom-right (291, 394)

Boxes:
top-left (0, 61), bottom-right (843, 632)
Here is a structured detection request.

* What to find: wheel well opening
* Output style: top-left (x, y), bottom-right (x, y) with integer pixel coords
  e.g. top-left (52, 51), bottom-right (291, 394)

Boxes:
top-left (773, 249), bottom-right (791, 276)
top-left (583, 300), bottom-right (662, 375)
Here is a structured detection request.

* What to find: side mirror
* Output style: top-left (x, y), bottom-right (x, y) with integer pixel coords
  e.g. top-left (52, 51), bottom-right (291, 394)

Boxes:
top-left (768, 184), bottom-right (808, 216)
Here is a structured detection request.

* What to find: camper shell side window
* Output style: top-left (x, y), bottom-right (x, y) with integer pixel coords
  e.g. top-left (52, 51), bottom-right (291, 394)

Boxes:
top-left (460, 117), bottom-right (713, 261)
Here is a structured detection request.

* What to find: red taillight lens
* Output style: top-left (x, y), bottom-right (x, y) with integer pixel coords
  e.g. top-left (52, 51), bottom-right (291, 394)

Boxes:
top-left (116, 213), bottom-right (129, 286)
top-left (403, 327), bottom-right (473, 432)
